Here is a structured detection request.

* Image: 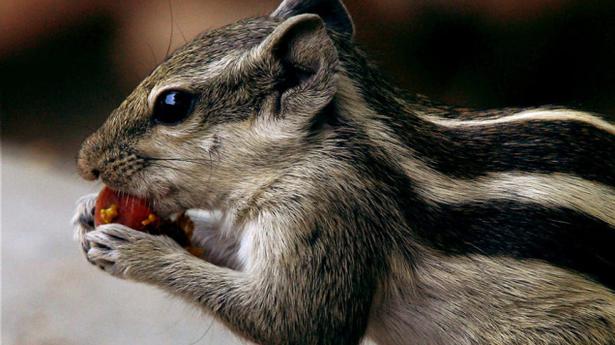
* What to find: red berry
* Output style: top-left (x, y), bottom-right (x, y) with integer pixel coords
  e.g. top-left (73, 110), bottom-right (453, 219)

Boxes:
top-left (94, 187), bottom-right (159, 231)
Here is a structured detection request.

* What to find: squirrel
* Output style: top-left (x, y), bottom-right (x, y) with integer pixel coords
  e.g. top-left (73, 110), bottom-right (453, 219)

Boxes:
top-left (73, 0), bottom-right (615, 344)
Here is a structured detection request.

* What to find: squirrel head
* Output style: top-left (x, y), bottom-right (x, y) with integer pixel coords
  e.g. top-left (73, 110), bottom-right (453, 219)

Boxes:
top-left (77, 0), bottom-right (355, 214)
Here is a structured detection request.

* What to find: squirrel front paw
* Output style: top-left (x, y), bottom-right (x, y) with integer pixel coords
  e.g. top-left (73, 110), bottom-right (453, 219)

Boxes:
top-left (72, 193), bottom-right (98, 261)
top-left (85, 224), bottom-right (186, 280)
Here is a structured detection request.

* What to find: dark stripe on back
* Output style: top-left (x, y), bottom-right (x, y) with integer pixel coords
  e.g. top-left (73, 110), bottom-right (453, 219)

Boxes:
top-left (409, 119), bottom-right (615, 186)
top-left (392, 121), bottom-right (615, 185)
top-left (410, 200), bottom-right (615, 290)
top-left (345, 139), bottom-right (615, 290)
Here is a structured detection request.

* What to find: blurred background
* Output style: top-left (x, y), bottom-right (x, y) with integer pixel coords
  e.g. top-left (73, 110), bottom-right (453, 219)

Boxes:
top-left (1, 0), bottom-right (614, 344)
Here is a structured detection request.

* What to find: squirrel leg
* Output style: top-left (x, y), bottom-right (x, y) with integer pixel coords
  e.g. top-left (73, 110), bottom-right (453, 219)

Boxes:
top-left (84, 223), bottom-right (370, 345)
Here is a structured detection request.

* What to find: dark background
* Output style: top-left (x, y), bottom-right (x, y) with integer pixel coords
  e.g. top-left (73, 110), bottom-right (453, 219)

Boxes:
top-left (2, 0), bottom-right (614, 169)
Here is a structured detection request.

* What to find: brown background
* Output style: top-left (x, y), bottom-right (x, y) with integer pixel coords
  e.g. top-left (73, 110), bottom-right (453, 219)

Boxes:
top-left (2, 0), bottom-right (615, 165)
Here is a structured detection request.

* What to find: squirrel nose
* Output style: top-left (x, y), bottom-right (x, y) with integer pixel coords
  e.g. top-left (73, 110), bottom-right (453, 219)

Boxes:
top-left (77, 156), bottom-right (100, 181)
top-left (87, 168), bottom-right (101, 180)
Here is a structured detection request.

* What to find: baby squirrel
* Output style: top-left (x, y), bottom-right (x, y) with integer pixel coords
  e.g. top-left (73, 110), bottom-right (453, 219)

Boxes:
top-left (73, 0), bottom-right (615, 344)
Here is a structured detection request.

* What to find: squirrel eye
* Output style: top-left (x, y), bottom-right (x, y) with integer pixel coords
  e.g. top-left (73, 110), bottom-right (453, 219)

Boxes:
top-left (152, 90), bottom-right (195, 125)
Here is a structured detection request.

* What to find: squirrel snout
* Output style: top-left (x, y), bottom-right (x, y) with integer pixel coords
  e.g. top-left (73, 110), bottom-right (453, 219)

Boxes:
top-left (77, 155), bottom-right (100, 181)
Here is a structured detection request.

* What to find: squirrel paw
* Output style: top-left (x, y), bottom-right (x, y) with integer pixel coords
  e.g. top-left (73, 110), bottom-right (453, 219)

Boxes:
top-left (85, 224), bottom-right (185, 280)
top-left (72, 193), bottom-right (98, 262)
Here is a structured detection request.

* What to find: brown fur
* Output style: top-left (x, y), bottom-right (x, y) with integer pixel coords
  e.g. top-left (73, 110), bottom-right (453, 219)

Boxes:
top-left (74, 1), bottom-right (615, 344)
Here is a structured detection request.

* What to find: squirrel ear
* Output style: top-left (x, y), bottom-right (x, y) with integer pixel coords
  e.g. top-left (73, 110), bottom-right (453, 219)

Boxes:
top-left (271, 0), bottom-right (354, 38)
top-left (257, 14), bottom-right (338, 116)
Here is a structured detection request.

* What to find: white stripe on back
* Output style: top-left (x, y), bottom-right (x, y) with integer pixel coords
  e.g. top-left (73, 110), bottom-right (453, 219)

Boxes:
top-left (422, 109), bottom-right (615, 135)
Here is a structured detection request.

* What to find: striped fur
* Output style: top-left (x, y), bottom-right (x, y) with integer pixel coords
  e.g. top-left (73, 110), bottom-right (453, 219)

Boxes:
top-left (75, 1), bottom-right (615, 344)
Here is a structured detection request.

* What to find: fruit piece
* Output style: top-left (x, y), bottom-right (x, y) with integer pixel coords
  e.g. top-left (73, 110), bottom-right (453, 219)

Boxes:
top-left (169, 213), bottom-right (204, 257)
top-left (93, 187), bottom-right (203, 257)
top-left (94, 187), bottom-right (159, 231)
